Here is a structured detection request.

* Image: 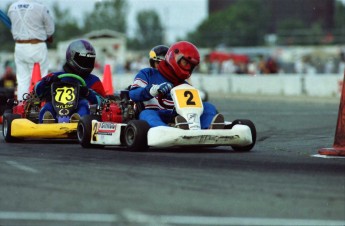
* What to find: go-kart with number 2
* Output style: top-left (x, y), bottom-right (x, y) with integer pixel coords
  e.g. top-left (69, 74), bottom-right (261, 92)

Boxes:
top-left (77, 84), bottom-right (256, 152)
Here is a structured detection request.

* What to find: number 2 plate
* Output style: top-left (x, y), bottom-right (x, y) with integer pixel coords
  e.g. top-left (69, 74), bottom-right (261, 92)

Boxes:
top-left (175, 89), bottom-right (202, 108)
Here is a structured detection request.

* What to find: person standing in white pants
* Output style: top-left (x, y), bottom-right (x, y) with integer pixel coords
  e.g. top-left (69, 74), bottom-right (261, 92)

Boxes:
top-left (8, 0), bottom-right (55, 100)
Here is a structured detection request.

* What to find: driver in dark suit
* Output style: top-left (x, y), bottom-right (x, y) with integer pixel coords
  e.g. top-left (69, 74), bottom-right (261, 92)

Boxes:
top-left (35, 39), bottom-right (106, 123)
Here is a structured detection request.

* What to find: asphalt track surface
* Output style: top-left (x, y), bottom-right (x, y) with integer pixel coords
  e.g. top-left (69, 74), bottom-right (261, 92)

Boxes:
top-left (0, 95), bottom-right (344, 226)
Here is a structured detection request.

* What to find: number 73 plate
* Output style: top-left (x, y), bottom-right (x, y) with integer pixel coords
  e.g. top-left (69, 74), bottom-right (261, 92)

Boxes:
top-left (54, 86), bottom-right (77, 104)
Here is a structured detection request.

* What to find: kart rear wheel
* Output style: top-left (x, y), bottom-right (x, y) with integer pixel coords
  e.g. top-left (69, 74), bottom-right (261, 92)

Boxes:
top-left (228, 119), bottom-right (256, 152)
top-left (3, 113), bottom-right (21, 143)
top-left (77, 115), bottom-right (102, 148)
top-left (124, 120), bottom-right (150, 152)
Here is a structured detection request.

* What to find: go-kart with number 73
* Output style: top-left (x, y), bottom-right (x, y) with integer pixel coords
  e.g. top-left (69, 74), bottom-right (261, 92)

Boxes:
top-left (3, 74), bottom-right (94, 142)
top-left (77, 84), bottom-right (256, 151)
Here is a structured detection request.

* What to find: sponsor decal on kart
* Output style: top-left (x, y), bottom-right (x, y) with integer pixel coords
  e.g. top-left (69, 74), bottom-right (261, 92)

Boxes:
top-left (92, 122), bottom-right (117, 142)
top-left (58, 108), bottom-right (70, 116)
top-left (182, 135), bottom-right (240, 144)
top-left (186, 113), bottom-right (197, 123)
top-left (97, 122), bottom-right (116, 133)
top-left (91, 121), bottom-right (122, 144)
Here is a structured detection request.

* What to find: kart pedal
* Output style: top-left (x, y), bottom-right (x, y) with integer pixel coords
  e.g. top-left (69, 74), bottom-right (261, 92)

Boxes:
top-left (42, 111), bottom-right (55, 124)
top-left (209, 114), bottom-right (225, 129)
top-left (70, 113), bottom-right (81, 123)
top-left (175, 115), bottom-right (189, 130)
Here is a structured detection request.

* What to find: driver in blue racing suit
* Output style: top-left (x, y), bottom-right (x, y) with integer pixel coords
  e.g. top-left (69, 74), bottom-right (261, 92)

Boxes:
top-left (35, 39), bottom-right (106, 123)
top-left (129, 41), bottom-right (224, 129)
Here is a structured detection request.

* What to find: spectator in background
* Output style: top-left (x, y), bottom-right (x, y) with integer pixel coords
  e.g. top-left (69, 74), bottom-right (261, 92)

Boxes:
top-left (0, 66), bottom-right (16, 89)
top-left (221, 59), bottom-right (236, 74)
top-left (8, 0), bottom-right (55, 101)
top-left (199, 54), bottom-right (211, 74)
top-left (265, 57), bottom-right (279, 74)
top-left (0, 66), bottom-right (16, 116)
top-left (324, 58), bottom-right (335, 74)
top-left (294, 57), bottom-right (305, 74)
top-left (247, 59), bottom-right (258, 75)
top-left (257, 54), bottom-right (269, 74)
top-left (237, 62), bottom-right (249, 74)
top-left (210, 60), bottom-right (221, 75)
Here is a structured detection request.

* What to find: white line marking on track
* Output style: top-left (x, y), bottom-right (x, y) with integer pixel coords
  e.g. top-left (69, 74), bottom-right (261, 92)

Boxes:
top-left (311, 154), bottom-right (345, 159)
top-left (6, 161), bottom-right (39, 173)
top-left (0, 212), bottom-right (117, 222)
top-left (0, 211), bottom-right (344, 225)
top-left (156, 216), bottom-right (345, 225)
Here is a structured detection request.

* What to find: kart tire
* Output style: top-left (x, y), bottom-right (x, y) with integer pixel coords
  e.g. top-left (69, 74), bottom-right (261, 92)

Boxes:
top-left (77, 115), bottom-right (102, 148)
top-left (227, 119), bottom-right (256, 152)
top-left (124, 120), bottom-right (150, 152)
top-left (3, 113), bottom-right (21, 143)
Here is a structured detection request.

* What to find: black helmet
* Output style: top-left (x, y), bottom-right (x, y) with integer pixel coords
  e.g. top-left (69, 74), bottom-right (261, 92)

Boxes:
top-left (149, 45), bottom-right (169, 68)
top-left (65, 39), bottom-right (96, 76)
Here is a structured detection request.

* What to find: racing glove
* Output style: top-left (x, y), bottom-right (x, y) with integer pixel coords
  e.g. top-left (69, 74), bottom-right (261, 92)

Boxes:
top-left (149, 82), bottom-right (173, 97)
top-left (79, 86), bottom-right (90, 97)
top-left (41, 75), bottom-right (59, 85)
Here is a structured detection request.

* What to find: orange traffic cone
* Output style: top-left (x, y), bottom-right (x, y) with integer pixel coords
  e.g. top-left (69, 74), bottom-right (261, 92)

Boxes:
top-left (102, 64), bottom-right (114, 95)
top-left (318, 72), bottom-right (345, 156)
top-left (29, 62), bottom-right (42, 92)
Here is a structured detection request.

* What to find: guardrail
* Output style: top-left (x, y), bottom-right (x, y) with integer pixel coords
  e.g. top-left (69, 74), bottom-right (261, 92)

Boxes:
top-left (111, 73), bottom-right (344, 98)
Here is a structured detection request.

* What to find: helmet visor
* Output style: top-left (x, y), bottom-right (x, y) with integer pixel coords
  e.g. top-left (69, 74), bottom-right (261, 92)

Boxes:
top-left (74, 52), bottom-right (95, 68)
top-left (155, 55), bottom-right (165, 61)
top-left (178, 57), bottom-right (195, 71)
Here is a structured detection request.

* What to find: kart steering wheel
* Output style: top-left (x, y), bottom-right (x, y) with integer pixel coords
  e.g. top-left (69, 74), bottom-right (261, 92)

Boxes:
top-left (157, 92), bottom-right (174, 109)
top-left (57, 73), bottom-right (87, 87)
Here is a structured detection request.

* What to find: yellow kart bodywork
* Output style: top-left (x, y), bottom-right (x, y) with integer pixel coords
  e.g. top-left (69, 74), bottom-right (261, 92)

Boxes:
top-left (11, 118), bottom-right (77, 139)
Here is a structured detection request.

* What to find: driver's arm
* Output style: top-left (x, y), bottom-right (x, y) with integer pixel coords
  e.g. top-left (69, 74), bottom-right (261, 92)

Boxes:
top-left (129, 68), bottom-right (154, 102)
top-left (85, 89), bottom-right (103, 105)
top-left (85, 79), bottom-right (106, 105)
top-left (34, 73), bottom-right (58, 98)
top-left (129, 85), bottom-right (152, 102)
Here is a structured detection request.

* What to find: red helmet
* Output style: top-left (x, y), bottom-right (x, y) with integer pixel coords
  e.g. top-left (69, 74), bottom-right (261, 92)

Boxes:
top-left (165, 41), bottom-right (200, 81)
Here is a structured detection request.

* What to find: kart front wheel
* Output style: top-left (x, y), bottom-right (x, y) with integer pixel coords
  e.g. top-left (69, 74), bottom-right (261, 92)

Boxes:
top-left (3, 113), bottom-right (21, 143)
top-left (228, 119), bottom-right (256, 152)
top-left (124, 120), bottom-right (150, 152)
top-left (77, 115), bottom-right (101, 148)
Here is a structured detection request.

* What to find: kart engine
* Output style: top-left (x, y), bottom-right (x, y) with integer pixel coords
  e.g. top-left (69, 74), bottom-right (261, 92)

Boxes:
top-left (8, 93), bottom-right (42, 123)
top-left (24, 95), bottom-right (42, 122)
top-left (98, 90), bottom-right (136, 123)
